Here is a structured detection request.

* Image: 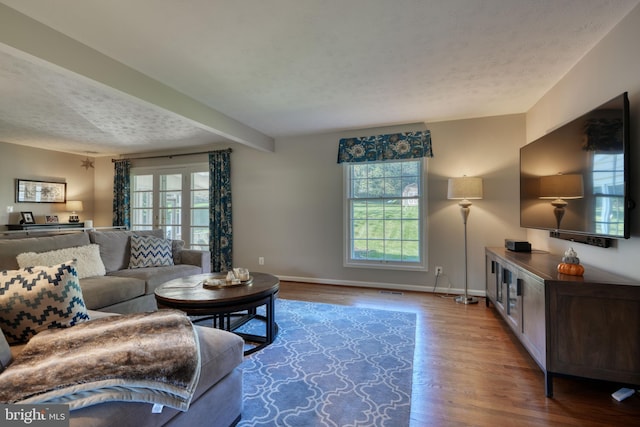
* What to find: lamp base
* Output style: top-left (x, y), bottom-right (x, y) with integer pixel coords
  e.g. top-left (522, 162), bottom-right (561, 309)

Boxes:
top-left (455, 295), bottom-right (479, 305)
top-left (68, 215), bottom-right (79, 223)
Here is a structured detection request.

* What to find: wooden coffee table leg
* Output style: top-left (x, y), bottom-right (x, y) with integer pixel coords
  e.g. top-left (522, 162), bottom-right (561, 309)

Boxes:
top-left (235, 296), bottom-right (279, 356)
top-left (225, 313), bottom-right (232, 331)
top-left (266, 293), bottom-right (275, 343)
top-left (212, 313), bottom-right (232, 331)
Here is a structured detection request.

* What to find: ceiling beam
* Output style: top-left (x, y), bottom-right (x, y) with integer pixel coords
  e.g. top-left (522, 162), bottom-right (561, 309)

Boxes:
top-left (0, 3), bottom-right (275, 152)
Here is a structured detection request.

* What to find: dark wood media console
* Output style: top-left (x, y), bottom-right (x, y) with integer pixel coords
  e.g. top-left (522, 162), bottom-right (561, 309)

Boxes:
top-left (485, 247), bottom-right (640, 397)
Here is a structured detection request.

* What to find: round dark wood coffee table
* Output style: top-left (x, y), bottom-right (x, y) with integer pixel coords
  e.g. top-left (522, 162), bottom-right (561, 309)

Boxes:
top-left (154, 272), bottom-right (279, 355)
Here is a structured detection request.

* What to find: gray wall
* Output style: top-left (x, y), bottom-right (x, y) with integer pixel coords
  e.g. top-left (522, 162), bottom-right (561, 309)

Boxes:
top-left (229, 114), bottom-right (525, 294)
top-left (90, 114), bottom-right (524, 295)
top-left (526, 3), bottom-right (640, 280)
top-left (0, 142), bottom-right (95, 226)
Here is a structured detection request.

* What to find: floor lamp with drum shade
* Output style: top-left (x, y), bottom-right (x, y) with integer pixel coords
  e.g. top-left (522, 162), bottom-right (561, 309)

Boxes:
top-left (447, 176), bottom-right (483, 304)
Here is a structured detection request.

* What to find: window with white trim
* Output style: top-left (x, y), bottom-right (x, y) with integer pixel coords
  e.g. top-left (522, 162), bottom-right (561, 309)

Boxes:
top-left (344, 159), bottom-right (426, 270)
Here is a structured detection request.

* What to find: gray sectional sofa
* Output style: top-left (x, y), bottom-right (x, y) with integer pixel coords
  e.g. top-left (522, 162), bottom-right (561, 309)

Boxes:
top-left (0, 229), bottom-right (210, 313)
top-left (0, 229), bottom-right (244, 427)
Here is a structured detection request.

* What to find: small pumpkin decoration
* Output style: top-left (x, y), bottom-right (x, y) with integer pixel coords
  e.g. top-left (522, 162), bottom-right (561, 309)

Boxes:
top-left (557, 247), bottom-right (584, 276)
top-left (557, 262), bottom-right (585, 276)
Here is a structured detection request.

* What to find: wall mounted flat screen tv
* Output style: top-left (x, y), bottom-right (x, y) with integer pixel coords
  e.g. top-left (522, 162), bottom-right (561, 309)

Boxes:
top-left (520, 92), bottom-right (631, 241)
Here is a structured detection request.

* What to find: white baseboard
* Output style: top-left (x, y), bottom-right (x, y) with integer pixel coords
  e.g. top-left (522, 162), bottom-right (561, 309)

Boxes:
top-left (276, 274), bottom-right (486, 297)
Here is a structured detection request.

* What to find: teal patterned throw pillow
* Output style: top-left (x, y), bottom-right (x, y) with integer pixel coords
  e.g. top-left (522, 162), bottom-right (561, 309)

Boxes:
top-left (128, 235), bottom-right (174, 269)
top-left (0, 261), bottom-right (90, 345)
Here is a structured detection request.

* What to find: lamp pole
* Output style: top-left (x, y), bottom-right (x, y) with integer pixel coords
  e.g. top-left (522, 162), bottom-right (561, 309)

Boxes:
top-left (455, 200), bottom-right (478, 304)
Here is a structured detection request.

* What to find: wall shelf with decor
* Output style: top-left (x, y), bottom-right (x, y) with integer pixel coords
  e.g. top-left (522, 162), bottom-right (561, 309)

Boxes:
top-left (6, 223), bottom-right (85, 231)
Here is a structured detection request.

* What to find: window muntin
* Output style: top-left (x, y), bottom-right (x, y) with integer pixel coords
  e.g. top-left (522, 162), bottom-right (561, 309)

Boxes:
top-left (159, 174), bottom-right (182, 241)
top-left (345, 159), bottom-right (425, 270)
top-left (131, 166), bottom-right (209, 249)
top-left (190, 172), bottom-right (210, 251)
top-left (131, 175), bottom-right (153, 230)
top-left (592, 153), bottom-right (624, 236)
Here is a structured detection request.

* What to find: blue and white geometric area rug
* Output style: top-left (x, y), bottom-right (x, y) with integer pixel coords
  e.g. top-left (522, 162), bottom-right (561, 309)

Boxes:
top-left (237, 299), bottom-right (416, 427)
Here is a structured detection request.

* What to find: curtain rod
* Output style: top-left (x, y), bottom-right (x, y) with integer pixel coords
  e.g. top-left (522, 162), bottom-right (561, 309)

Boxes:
top-left (112, 148), bottom-right (232, 162)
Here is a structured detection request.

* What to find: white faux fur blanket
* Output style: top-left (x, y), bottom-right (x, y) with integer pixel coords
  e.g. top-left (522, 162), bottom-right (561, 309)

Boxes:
top-left (0, 310), bottom-right (201, 411)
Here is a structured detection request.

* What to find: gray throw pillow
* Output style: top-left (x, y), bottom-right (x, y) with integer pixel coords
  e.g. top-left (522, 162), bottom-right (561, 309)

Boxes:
top-left (172, 240), bottom-right (185, 264)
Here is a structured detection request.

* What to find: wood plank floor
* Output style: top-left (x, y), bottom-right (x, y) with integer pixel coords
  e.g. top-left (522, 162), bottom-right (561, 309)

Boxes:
top-left (277, 281), bottom-right (640, 427)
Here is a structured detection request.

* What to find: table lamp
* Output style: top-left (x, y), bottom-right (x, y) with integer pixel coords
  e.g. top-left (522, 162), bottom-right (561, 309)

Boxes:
top-left (66, 200), bottom-right (83, 223)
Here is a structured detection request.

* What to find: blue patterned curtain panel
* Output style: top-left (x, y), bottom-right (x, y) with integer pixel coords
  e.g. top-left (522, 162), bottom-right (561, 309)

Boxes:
top-left (209, 149), bottom-right (233, 272)
top-left (337, 130), bottom-right (433, 163)
top-left (112, 159), bottom-right (131, 228)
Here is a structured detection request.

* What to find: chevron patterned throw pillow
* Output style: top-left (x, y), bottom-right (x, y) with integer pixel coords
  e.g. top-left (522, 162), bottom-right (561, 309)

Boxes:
top-left (0, 261), bottom-right (90, 345)
top-left (128, 235), bottom-right (175, 269)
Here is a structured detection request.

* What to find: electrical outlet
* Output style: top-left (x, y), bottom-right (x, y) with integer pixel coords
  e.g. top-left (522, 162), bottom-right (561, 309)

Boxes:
top-left (258, 257), bottom-right (265, 265)
top-left (435, 266), bottom-right (443, 276)
top-left (6, 206), bottom-right (13, 213)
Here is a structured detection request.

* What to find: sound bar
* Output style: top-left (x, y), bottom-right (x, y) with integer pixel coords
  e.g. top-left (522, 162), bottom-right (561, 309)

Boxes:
top-left (549, 231), bottom-right (612, 248)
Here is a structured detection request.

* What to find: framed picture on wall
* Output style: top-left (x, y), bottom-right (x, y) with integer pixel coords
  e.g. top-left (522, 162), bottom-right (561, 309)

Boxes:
top-left (20, 212), bottom-right (35, 224)
top-left (15, 179), bottom-right (66, 203)
top-left (45, 215), bottom-right (59, 224)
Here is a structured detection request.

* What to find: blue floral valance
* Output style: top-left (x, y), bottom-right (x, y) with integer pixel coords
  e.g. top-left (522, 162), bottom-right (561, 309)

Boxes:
top-left (337, 130), bottom-right (433, 163)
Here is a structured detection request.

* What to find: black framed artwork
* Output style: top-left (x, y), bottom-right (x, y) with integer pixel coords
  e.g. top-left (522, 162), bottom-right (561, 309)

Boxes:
top-left (15, 179), bottom-right (66, 203)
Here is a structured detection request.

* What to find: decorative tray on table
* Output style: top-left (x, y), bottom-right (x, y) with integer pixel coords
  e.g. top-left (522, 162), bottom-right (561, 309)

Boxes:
top-left (201, 273), bottom-right (253, 289)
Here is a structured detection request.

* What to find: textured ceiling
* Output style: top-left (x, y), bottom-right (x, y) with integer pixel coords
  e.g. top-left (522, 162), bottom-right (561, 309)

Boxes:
top-left (0, 0), bottom-right (638, 156)
top-left (0, 50), bottom-right (222, 155)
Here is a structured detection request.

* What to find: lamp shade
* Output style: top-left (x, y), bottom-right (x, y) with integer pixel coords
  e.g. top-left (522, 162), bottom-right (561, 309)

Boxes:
top-left (447, 177), bottom-right (483, 200)
top-left (539, 174), bottom-right (583, 199)
top-left (65, 200), bottom-right (83, 212)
